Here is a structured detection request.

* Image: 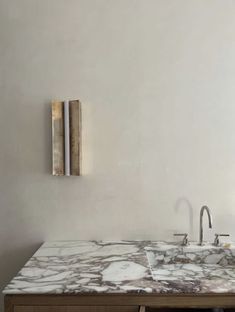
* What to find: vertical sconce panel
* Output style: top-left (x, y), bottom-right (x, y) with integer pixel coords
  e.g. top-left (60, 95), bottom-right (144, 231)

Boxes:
top-left (52, 101), bottom-right (65, 176)
top-left (69, 100), bottom-right (81, 176)
top-left (51, 99), bottom-right (81, 176)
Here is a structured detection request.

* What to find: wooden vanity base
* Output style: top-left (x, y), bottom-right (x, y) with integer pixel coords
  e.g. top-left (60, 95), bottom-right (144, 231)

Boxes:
top-left (5, 293), bottom-right (235, 312)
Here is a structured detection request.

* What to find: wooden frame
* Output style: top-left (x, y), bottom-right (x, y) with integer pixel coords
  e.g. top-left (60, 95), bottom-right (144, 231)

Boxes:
top-left (5, 293), bottom-right (235, 311)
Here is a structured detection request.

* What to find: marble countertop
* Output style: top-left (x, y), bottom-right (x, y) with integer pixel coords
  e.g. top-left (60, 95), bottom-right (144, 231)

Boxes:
top-left (3, 240), bottom-right (235, 295)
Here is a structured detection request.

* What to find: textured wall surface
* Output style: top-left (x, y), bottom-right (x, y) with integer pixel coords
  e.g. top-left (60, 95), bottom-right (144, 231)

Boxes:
top-left (0, 0), bottom-right (235, 308)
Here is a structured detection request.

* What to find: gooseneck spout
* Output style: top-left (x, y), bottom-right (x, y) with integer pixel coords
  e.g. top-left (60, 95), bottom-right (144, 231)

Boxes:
top-left (199, 205), bottom-right (212, 246)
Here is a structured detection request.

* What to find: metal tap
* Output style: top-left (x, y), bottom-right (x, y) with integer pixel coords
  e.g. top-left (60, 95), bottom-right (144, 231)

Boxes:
top-left (199, 205), bottom-right (212, 245)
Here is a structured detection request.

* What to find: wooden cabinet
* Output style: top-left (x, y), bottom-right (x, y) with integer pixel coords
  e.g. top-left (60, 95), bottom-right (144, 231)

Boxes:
top-left (5, 294), bottom-right (235, 312)
top-left (14, 307), bottom-right (140, 312)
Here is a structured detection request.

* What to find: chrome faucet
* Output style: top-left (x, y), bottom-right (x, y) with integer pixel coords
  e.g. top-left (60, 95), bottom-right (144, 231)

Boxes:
top-left (199, 205), bottom-right (212, 245)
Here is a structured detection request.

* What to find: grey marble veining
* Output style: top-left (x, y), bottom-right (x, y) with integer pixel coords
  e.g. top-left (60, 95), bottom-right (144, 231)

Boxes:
top-left (3, 241), bottom-right (235, 295)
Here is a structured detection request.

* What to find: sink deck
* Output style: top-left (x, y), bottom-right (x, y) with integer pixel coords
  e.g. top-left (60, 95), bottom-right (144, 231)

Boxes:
top-left (146, 242), bottom-right (235, 283)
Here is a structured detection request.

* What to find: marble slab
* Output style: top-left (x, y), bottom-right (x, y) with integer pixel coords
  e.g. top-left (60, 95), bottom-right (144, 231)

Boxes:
top-left (3, 241), bottom-right (235, 295)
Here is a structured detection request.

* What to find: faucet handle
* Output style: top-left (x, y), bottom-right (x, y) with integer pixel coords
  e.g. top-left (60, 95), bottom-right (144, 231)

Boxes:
top-left (213, 233), bottom-right (230, 246)
top-left (174, 233), bottom-right (189, 246)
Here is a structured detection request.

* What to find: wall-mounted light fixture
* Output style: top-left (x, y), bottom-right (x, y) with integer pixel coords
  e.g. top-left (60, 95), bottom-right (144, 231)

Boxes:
top-left (52, 100), bottom-right (81, 176)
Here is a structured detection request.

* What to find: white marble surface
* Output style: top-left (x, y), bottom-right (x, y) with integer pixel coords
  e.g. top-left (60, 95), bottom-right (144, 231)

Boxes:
top-left (3, 241), bottom-right (235, 294)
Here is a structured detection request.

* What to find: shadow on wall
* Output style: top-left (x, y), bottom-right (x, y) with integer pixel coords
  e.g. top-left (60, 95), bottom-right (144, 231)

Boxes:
top-left (0, 101), bottom-right (52, 310)
top-left (0, 178), bottom-right (43, 310)
top-left (0, 241), bottom-right (42, 308)
top-left (174, 197), bottom-right (194, 237)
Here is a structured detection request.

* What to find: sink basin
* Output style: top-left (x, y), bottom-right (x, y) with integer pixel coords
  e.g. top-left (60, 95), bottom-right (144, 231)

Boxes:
top-left (145, 242), bottom-right (235, 281)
